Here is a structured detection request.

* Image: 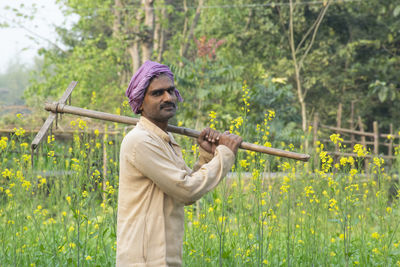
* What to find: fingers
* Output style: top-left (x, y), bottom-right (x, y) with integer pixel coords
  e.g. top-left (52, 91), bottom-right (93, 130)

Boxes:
top-left (201, 128), bottom-right (220, 143)
top-left (218, 131), bottom-right (242, 155)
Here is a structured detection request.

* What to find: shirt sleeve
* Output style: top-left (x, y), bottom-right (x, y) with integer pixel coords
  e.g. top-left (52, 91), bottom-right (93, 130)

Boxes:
top-left (191, 146), bottom-right (214, 173)
top-left (129, 138), bottom-right (235, 205)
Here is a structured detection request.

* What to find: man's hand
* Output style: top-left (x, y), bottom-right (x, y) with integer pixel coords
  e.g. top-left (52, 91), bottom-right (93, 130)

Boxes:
top-left (198, 128), bottom-right (221, 154)
top-left (218, 131), bottom-right (242, 155)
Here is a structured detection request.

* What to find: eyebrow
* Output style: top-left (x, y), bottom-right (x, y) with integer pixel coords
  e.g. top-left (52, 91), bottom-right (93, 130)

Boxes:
top-left (150, 86), bottom-right (175, 94)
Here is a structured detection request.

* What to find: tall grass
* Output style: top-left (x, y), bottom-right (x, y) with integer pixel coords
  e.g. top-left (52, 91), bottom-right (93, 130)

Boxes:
top-left (1, 112), bottom-right (400, 266)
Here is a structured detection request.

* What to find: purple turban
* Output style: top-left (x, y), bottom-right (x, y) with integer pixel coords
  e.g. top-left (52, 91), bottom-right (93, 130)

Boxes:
top-left (126, 60), bottom-right (183, 114)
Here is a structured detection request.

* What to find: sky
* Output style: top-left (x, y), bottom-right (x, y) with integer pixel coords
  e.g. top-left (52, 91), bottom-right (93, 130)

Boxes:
top-left (0, 0), bottom-right (72, 73)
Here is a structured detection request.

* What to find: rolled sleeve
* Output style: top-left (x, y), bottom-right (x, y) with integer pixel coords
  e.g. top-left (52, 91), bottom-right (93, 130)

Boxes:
top-left (131, 139), bottom-right (235, 205)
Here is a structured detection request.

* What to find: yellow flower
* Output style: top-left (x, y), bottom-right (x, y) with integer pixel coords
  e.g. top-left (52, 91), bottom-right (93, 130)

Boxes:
top-left (86, 255), bottom-right (92, 260)
top-left (208, 111), bottom-right (217, 120)
top-left (371, 232), bottom-right (380, 239)
top-left (353, 144), bottom-right (368, 157)
top-left (2, 168), bottom-right (12, 178)
top-left (91, 91), bottom-right (96, 104)
top-left (373, 157), bottom-right (384, 167)
top-left (0, 136), bottom-right (8, 150)
top-left (78, 119), bottom-right (87, 130)
top-left (330, 133), bottom-right (344, 146)
top-left (20, 142), bottom-right (29, 149)
top-left (22, 180), bottom-right (32, 191)
top-left (14, 127), bottom-right (26, 136)
top-left (349, 169), bottom-right (357, 177)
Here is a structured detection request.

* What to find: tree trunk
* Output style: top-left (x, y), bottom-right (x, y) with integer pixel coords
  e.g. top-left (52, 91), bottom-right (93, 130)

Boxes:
top-left (128, 44), bottom-right (141, 74)
top-left (180, 0), bottom-right (189, 59)
top-left (153, 5), bottom-right (161, 58)
top-left (157, 0), bottom-right (170, 62)
top-left (180, 0), bottom-right (204, 59)
top-left (153, 0), bottom-right (169, 62)
top-left (288, 0), bottom-right (331, 143)
top-left (112, 0), bottom-right (123, 37)
top-left (141, 0), bottom-right (155, 63)
top-left (127, 4), bottom-right (144, 74)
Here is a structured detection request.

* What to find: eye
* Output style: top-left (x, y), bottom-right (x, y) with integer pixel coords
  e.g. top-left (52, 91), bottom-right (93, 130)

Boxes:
top-left (152, 90), bottom-right (163, 96)
top-left (167, 88), bottom-right (175, 94)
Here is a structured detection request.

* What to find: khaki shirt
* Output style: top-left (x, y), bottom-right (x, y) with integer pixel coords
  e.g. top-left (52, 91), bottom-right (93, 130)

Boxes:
top-left (116, 116), bottom-right (235, 267)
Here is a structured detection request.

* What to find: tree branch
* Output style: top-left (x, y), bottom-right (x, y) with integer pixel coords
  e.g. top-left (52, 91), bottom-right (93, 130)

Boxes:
top-left (298, 1), bottom-right (331, 72)
top-left (295, 7), bottom-right (324, 54)
top-left (180, 0), bottom-right (204, 59)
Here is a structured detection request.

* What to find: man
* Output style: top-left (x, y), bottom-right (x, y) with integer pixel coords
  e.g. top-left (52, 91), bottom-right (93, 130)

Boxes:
top-left (117, 60), bottom-right (242, 266)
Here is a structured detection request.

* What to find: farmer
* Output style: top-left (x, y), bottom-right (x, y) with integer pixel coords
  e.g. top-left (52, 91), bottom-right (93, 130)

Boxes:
top-left (117, 60), bottom-right (242, 266)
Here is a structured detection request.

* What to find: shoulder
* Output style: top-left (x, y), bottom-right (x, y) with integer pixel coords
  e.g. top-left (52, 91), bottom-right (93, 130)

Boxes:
top-left (121, 126), bottom-right (157, 150)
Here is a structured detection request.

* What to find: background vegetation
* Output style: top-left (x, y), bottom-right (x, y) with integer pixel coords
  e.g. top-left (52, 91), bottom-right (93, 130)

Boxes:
top-left (1, 0), bottom-right (400, 265)
top-left (0, 0), bottom-right (399, 136)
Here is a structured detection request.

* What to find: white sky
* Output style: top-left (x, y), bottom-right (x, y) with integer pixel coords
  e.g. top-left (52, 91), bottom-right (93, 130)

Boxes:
top-left (0, 0), bottom-right (72, 73)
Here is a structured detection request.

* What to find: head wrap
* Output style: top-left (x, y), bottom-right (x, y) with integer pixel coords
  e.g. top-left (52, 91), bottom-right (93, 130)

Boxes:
top-left (125, 60), bottom-right (183, 114)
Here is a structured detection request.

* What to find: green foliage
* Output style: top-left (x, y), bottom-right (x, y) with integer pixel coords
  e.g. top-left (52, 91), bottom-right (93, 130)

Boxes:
top-left (171, 57), bottom-right (244, 129)
top-left (1, 0), bottom-right (398, 137)
top-left (24, 0), bottom-right (127, 113)
top-left (2, 119), bottom-right (400, 265)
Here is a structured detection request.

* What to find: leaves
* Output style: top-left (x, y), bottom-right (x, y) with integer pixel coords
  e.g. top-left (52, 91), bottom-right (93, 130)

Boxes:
top-left (393, 5), bottom-right (400, 17)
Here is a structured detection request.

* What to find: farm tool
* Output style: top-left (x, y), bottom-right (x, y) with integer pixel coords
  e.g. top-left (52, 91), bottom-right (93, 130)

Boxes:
top-left (31, 81), bottom-right (310, 163)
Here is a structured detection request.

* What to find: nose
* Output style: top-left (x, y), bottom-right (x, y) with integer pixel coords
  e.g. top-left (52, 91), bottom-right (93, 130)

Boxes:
top-left (163, 90), bottom-right (176, 102)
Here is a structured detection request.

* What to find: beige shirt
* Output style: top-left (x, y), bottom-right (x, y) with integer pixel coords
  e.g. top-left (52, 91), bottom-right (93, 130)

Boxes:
top-left (116, 116), bottom-right (235, 267)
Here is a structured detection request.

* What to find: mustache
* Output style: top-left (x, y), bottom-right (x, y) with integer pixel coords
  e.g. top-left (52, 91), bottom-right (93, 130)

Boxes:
top-left (160, 102), bottom-right (176, 109)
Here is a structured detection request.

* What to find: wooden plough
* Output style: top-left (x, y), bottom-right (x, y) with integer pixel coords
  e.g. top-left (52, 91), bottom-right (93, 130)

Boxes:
top-left (31, 81), bottom-right (310, 164)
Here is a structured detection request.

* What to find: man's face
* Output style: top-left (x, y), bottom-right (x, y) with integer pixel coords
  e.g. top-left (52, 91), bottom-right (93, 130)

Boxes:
top-left (140, 75), bottom-right (177, 125)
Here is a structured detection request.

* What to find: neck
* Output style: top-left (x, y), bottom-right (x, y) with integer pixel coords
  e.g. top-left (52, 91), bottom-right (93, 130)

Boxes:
top-left (143, 116), bottom-right (169, 132)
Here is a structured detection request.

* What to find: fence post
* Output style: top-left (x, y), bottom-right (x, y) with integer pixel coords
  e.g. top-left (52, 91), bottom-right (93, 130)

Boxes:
top-left (358, 116), bottom-right (368, 173)
top-left (389, 123), bottom-right (393, 165)
top-left (336, 103), bottom-right (342, 129)
top-left (335, 104), bottom-right (342, 161)
top-left (103, 125), bottom-right (108, 202)
top-left (313, 113), bottom-right (319, 170)
top-left (373, 121), bottom-right (379, 155)
top-left (357, 116), bottom-right (366, 148)
top-left (350, 100), bottom-right (356, 149)
top-left (313, 113), bottom-right (319, 145)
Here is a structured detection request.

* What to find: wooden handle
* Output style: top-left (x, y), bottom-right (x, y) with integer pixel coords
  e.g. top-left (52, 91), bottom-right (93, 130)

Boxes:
top-left (44, 102), bottom-right (310, 161)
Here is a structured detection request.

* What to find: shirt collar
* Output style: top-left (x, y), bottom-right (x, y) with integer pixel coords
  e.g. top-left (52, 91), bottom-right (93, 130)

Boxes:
top-left (139, 116), bottom-right (174, 143)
